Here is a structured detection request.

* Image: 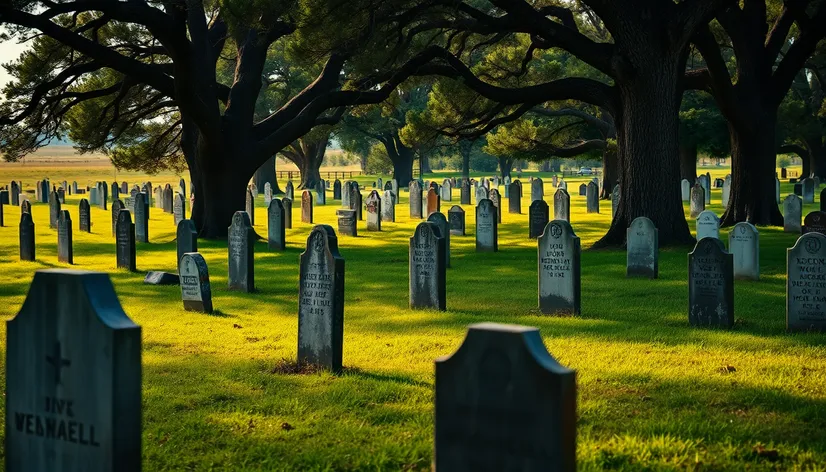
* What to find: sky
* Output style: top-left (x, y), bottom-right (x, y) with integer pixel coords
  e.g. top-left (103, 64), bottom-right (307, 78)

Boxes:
top-left (0, 40), bottom-right (28, 89)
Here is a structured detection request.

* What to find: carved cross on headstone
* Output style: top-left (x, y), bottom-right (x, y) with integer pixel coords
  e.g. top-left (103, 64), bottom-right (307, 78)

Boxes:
top-left (45, 341), bottom-right (70, 384)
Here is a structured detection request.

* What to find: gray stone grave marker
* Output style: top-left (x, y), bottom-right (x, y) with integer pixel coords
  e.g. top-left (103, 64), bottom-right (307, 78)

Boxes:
top-left (626, 216), bottom-right (658, 278)
top-left (688, 238), bottom-right (733, 328)
top-left (134, 193), bottom-right (148, 243)
top-left (409, 221), bottom-right (446, 310)
top-left (728, 222), bottom-right (759, 280)
top-left (787, 232), bottom-right (826, 331)
top-left (57, 210), bottom-right (73, 264)
top-left (176, 219), bottom-right (198, 268)
top-left (538, 220), bottom-right (580, 315)
top-left (585, 182), bottom-right (599, 213)
top-left (20, 212), bottom-right (35, 261)
top-left (553, 189), bottom-right (570, 222)
top-left (111, 200), bottom-right (124, 236)
top-left (410, 180), bottom-right (423, 219)
top-left (531, 178), bottom-right (544, 202)
top-left (448, 205), bottom-right (465, 236)
top-left (267, 199), bottom-right (286, 250)
top-left (282, 197), bottom-right (293, 229)
top-left (696, 210), bottom-right (720, 240)
top-left (116, 210), bottom-right (136, 272)
top-left (476, 199), bottom-right (498, 252)
top-left (428, 212), bottom-right (451, 268)
top-left (180, 253), bottom-right (212, 314)
top-left (784, 194), bottom-right (802, 233)
top-left (301, 190), bottom-right (313, 224)
top-left (690, 183), bottom-right (705, 218)
top-left (365, 190), bottom-right (382, 231)
top-left (529, 200), bottom-right (550, 239)
top-left (228, 211), bottom-right (254, 292)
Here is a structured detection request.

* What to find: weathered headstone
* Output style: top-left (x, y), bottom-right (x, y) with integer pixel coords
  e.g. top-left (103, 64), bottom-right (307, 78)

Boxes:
top-left (57, 210), bottom-right (73, 264)
top-left (228, 211), bottom-right (254, 292)
top-left (489, 189), bottom-right (502, 223)
top-left (553, 189), bottom-right (570, 222)
top-left (116, 210), bottom-right (137, 271)
top-left (461, 179), bottom-right (471, 205)
top-left (690, 183), bottom-right (705, 218)
top-left (336, 209), bottom-right (357, 237)
top-left (57, 187), bottom-right (65, 204)
top-left (784, 194), bottom-right (802, 233)
top-left (696, 210), bottom-right (720, 240)
top-left (531, 178), bottom-right (544, 202)
top-left (475, 186), bottom-right (489, 205)
top-left (263, 182), bottom-right (273, 206)
top-left (121, 181), bottom-right (128, 194)
top-left (804, 211), bottom-right (826, 236)
top-left (728, 221), bottom-right (759, 280)
top-left (298, 225), bottom-right (345, 372)
top-left (5, 270), bottom-right (142, 471)
top-left (434, 322), bottom-right (576, 472)
top-left (722, 175), bottom-right (731, 208)
top-left (97, 182), bottom-right (107, 210)
top-left (578, 183), bottom-right (586, 196)
top-left (365, 190), bottom-right (382, 231)
top-left (301, 190), bottom-right (313, 224)
top-left (441, 180), bottom-right (452, 201)
top-left (249, 183), bottom-right (258, 200)
top-left (410, 180), bottom-right (423, 219)
top-left (282, 197), bottom-right (293, 229)
top-left (11, 181), bottom-right (20, 206)
top-left (508, 182), bottom-right (521, 214)
top-left (349, 185), bottom-right (362, 220)
top-left (173, 193), bottom-right (185, 227)
top-left (802, 177), bottom-right (815, 203)
top-left (49, 191), bottom-right (61, 229)
top-left (427, 188), bottom-right (440, 216)
top-left (245, 188), bottom-right (255, 226)
top-left (787, 232), bottom-right (826, 331)
top-left (79, 200), bottom-right (91, 234)
top-left (381, 189), bottom-right (396, 222)
top-left (585, 182), bottom-right (599, 213)
top-left (476, 199), bottom-right (498, 252)
top-left (688, 238), bottom-right (734, 328)
top-left (285, 181), bottom-right (295, 201)
top-left (681, 179), bottom-right (690, 201)
top-left (171, 216), bottom-right (198, 272)
top-left (178, 252), bottom-right (213, 313)
top-left (529, 200), bottom-right (550, 239)
top-left (315, 180), bottom-right (326, 205)
top-left (162, 184), bottom-right (173, 213)
top-left (134, 193), bottom-right (148, 243)
top-left (267, 199), bottom-right (286, 250)
top-left (333, 180), bottom-right (342, 200)
top-left (538, 220), bottom-right (581, 315)
top-left (19, 212), bottom-right (35, 261)
top-left (154, 187), bottom-right (163, 209)
top-left (21, 199), bottom-right (32, 216)
top-left (111, 200), bottom-right (124, 236)
top-left (626, 217), bottom-right (658, 278)
top-left (428, 212), bottom-right (451, 268)
top-left (448, 205), bottom-right (465, 236)
top-left (409, 221), bottom-right (446, 310)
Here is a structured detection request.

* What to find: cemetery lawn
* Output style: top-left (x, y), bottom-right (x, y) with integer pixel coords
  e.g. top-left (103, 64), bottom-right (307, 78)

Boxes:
top-left (1, 166), bottom-right (825, 471)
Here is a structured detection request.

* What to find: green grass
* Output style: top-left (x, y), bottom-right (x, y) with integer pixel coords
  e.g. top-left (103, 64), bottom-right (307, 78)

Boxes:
top-left (1, 166), bottom-right (825, 471)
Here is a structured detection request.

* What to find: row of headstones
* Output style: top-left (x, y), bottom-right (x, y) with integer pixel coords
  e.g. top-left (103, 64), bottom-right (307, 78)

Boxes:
top-left (6, 266), bottom-right (579, 470)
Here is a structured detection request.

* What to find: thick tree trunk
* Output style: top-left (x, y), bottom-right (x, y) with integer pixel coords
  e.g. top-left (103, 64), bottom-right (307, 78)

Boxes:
top-left (539, 161), bottom-right (552, 172)
top-left (299, 159), bottom-right (322, 189)
top-left (498, 157), bottom-right (512, 179)
top-left (595, 58), bottom-right (693, 247)
top-left (600, 148), bottom-right (617, 199)
top-left (721, 115), bottom-right (783, 226)
top-left (806, 136), bottom-right (826, 179)
top-left (421, 154), bottom-right (432, 174)
top-left (190, 136), bottom-right (249, 239)
top-left (679, 142), bottom-right (698, 182)
top-left (384, 138), bottom-right (415, 186)
top-left (254, 155), bottom-right (283, 194)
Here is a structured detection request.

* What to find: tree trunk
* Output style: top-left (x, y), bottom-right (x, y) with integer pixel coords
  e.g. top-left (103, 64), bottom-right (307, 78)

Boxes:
top-left (254, 155), bottom-right (283, 194)
top-left (595, 57), bottom-right (693, 247)
top-left (421, 154), bottom-right (432, 174)
top-left (498, 157), bottom-right (512, 179)
top-left (190, 137), bottom-right (248, 238)
top-left (679, 142), bottom-right (698, 182)
top-left (806, 136), bottom-right (826, 179)
top-left (539, 160), bottom-right (552, 172)
top-left (384, 137), bottom-right (415, 186)
top-left (721, 114), bottom-right (783, 226)
top-left (299, 158), bottom-right (322, 189)
top-left (600, 148), bottom-right (617, 199)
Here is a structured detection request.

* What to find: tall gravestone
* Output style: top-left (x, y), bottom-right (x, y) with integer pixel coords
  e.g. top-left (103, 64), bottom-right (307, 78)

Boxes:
top-left (267, 199), bottom-right (286, 250)
top-left (690, 183), bottom-right (705, 218)
top-left (57, 210), bottom-right (73, 264)
top-left (282, 197), bottom-right (293, 229)
top-left (179, 252), bottom-right (213, 313)
top-left (538, 220), bottom-right (581, 315)
top-left (97, 182), bottom-right (107, 210)
top-left (441, 180), bottom-right (452, 202)
top-left (681, 179), bottom-right (690, 201)
top-left (448, 205), bottom-right (465, 236)
top-left (336, 209), bottom-right (357, 236)
top-left (688, 238), bottom-right (734, 328)
top-left (722, 175), bottom-right (732, 208)
top-left (116, 210), bottom-right (137, 271)
top-left (696, 210), bottom-right (720, 240)
top-left (176, 219), bottom-right (198, 268)
top-left (349, 185), bottom-right (362, 220)
top-left (228, 211), bottom-right (255, 292)
top-left (382, 189), bottom-right (395, 222)
top-left (315, 180), bottom-right (326, 205)
top-left (301, 190), bottom-right (313, 224)
top-left (476, 199), bottom-right (498, 252)
top-left (365, 190), bottom-right (382, 231)
top-left (529, 200), bottom-right (550, 239)
top-left (5, 270), bottom-right (141, 472)
top-left (553, 189), bottom-right (570, 222)
top-left (11, 181), bottom-right (20, 206)
top-left (21, 199), bottom-right (32, 216)
top-left (409, 222), bottom-right (446, 310)
top-left (342, 182), bottom-right (351, 207)
top-left (333, 180), bottom-right (342, 200)
top-left (489, 189), bottom-right (502, 223)
top-left (111, 200), bottom-right (124, 236)
top-left (89, 188), bottom-right (98, 206)
top-left (783, 194), bottom-right (802, 233)
top-left (802, 177), bottom-right (815, 203)
top-left (803, 211), bottom-right (826, 236)
top-left (410, 180), bottom-right (423, 219)
top-left (728, 222), bottom-right (759, 280)
top-left (626, 216), bottom-right (658, 278)
top-left (19, 212), bottom-right (35, 261)
top-left (585, 182), bottom-right (599, 213)
top-left (531, 178), bottom-right (544, 202)
top-left (578, 183), bottom-right (586, 196)
top-left (264, 182), bottom-right (273, 205)
top-left (434, 322), bottom-right (576, 472)
top-left (121, 181), bottom-right (129, 194)
top-left (154, 187), bottom-right (163, 209)
top-left (111, 183), bottom-right (119, 203)
top-left (285, 181), bottom-right (295, 201)
top-left (298, 225), bottom-right (345, 372)
top-left (787, 232), bottom-right (826, 331)
top-left (57, 188), bottom-right (65, 204)
top-left (49, 191), bottom-right (61, 229)
top-left (776, 177), bottom-right (781, 204)
top-left (461, 179), bottom-right (471, 205)
top-left (508, 182), bottom-right (521, 213)
top-left (428, 212), bottom-right (451, 268)
top-left (475, 186), bottom-right (489, 205)
top-left (134, 193), bottom-right (148, 243)
top-left (173, 193), bottom-right (185, 226)
top-left (245, 188), bottom-right (255, 226)
top-left (427, 188), bottom-right (440, 216)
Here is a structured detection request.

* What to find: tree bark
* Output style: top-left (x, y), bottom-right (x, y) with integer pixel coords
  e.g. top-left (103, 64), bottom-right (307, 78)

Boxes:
top-left (190, 137), bottom-right (250, 239)
top-left (421, 153), bottom-right (432, 174)
top-left (679, 142), bottom-right (698, 182)
top-left (383, 135), bottom-right (415, 185)
top-left (806, 135), bottom-right (826, 179)
top-left (600, 147), bottom-right (617, 199)
top-left (254, 155), bottom-right (284, 194)
top-left (280, 133), bottom-right (329, 189)
top-left (721, 114), bottom-right (783, 226)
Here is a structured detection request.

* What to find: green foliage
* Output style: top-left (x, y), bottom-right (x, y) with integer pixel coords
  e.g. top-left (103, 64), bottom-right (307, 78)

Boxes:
top-left (365, 143), bottom-right (393, 174)
top-left (679, 91), bottom-right (730, 157)
top-left (777, 155), bottom-right (792, 168)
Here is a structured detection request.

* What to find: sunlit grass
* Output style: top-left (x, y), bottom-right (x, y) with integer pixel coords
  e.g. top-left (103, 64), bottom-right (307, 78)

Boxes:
top-left (1, 166), bottom-right (825, 470)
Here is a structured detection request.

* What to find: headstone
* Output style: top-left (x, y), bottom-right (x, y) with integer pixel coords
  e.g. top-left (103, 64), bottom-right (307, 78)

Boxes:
top-left (803, 177), bottom-right (815, 203)
top-left (285, 181), bottom-right (295, 201)
top-left (585, 182), bottom-right (599, 213)
top-left (134, 193), bottom-right (148, 243)
top-left (578, 183), bottom-right (586, 196)
top-left (176, 219), bottom-right (198, 269)
top-left (508, 182), bottom-right (521, 214)
top-left (115, 210), bottom-right (136, 271)
top-left (263, 182), bottom-right (273, 206)
top-left (163, 185), bottom-right (173, 213)
top-left (301, 190), bottom-right (313, 224)
top-left (722, 175), bottom-right (731, 208)
top-left (531, 178), bottom-right (544, 203)
top-left (728, 222), bottom-right (759, 280)
top-left (342, 182), bottom-right (352, 207)
top-left (97, 182), bottom-right (107, 210)
top-left (245, 188), bottom-right (255, 226)
top-left (409, 180), bottom-right (423, 219)
top-left (553, 189), bottom-right (570, 222)
top-left (434, 322), bottom-right (576, 472)
top-left (804, 211), bottom-right (826, 236)
top-left (776, 176), bottom-right (781, 204)
top-left (365, 190), bottom-right (382, 231)
top-left (333, 180), bottom-right (342, 200)
top-left (377, 177), bottom-right (383, 190)
top-left (688, 238), bottom-right (734, 328)
top-left (297, 225), bottom-right (345, 372)
top-left (41, 179), bottom-right (49, 203)
top-left (448, 205), bottom-right (465, 236)
top-left (427, 188), bottom-right (440, 216)
top-left (681, 179), bottom-right (690, 201)
top-left (476, 199), bottom-right (498, 252)
top-left (428, 212), bottom-right (451, 268)
top-left (175, 252), bottom-right (214, 313)
top-left (315, 180), bottom-right (326, 205)
top-left (787, 232), bottom-right (826, 331)
top-left (696, 210), bottom-right (720, 240)
top-left (475, 186), bottom-right (489, 205)
top-left (552, 175), bottom-right (559, 187)
top-left (611, 184), bottom-right (620, 217)
top-left (702, 173), bottom-right (712, 203)
top-left (784, 194), bottom-right (802, 233)
top-left (11, 181), bottom-right (20, 206)
top-left (794, 182), bottom-right (802, 196)
top-left (382, 190), bottom-right (395, 222)
top-left (282, 197), bottom-right (293, 229)
top-left (529, 200), bottom-right (550, 239)
top-left (57, 187), bottom-right (65, 204)
top-left (441, 180), bottom-right (452, 201)
top-left (538, 220), bottom-right (581, 315)
top-left (5, 270), bottom-right (141, 471)
top-left (121, 181), bottom-right (128, 194)
top-left (626, 217), bottom-right (658, 278)
top-left (249, 183), bottom-right (258, 200)
top-left (111, 182), bottom-right (119, 203)
top-left (179, 179), bottom-right (186, 200)
top-left (690, 183), bottom-right (705, 218)
top-left (489, 189), bottom-right (502, 223)
top-left (154, 187), bottom-right (163, 208)
top-left (336, 209), bottom-right (357, 237)
top-left (265, 199), bottom-right (287, 251)
top-left (49, 191), bottom-right (60, 229)
top-left (461, 179), bottom-right (471, 205)
top-left (409, 222), bottom-right (446, 310)
top-left (173, 193), bottom-right (185, 227)
top-left (348, 185), bottom-right (363, 220)
top-left (57, 210), bottom-right (73, 264)
top-left (19, 212), bottom-right (35, 261)
top-left (390, 179), bottom-right (398, 198)
top-left (227, 211), bottom-right (254, 292)
top-left (111, 199), bottom-right (124, 236)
